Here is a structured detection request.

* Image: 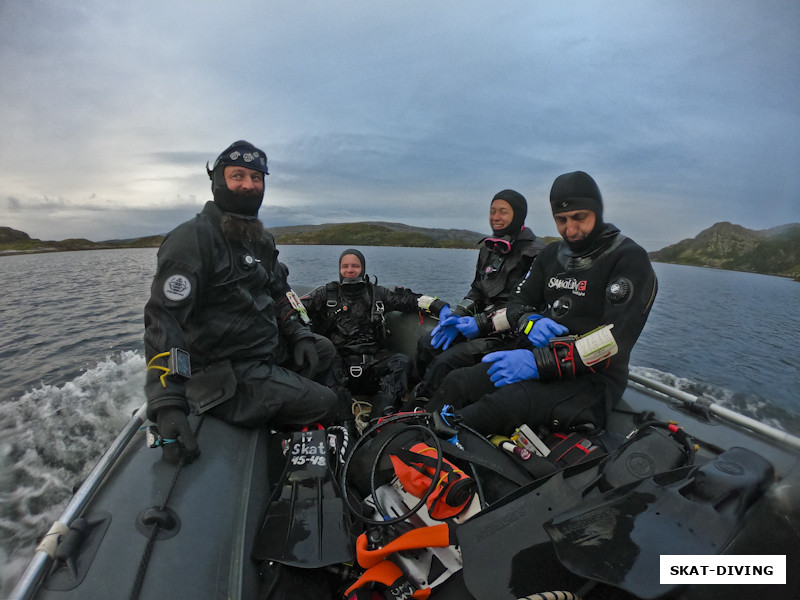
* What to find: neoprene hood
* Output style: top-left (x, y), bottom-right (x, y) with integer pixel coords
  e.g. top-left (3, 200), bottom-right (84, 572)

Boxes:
top-left (491, 189), bottom-right (527, 238)
top-left (339, 248), bottom-right (367, 285)
top-left (207, 140), bottom-right (269, 217)
top-left (549, 171), bottom-right (603, 220)
top-left (209, 140), bottom-right (269, 175)
top-left (550, 171), bottom-right (607, 253)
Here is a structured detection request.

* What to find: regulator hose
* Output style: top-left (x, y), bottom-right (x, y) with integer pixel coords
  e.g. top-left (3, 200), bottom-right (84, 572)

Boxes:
top-left (369, 424), bottom-right (443, 525)
top-left (340, 412), bottom-right (444, 527)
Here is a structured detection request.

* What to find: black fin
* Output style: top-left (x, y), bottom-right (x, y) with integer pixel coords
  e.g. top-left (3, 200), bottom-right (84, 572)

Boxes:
top-left (458, 457), bottom-right (603, 599)
top-left (252, 429), bottom-right (353, 568)
top-left (544, 447), bottom-right (773, 599)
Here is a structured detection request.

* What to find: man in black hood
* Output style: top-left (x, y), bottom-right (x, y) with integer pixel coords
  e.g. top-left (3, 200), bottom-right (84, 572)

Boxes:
top-left (413, 189), bottom-right (546, 400)
top-left (143, 141), bottom-right (338, 463)
top-left (207, 139), bottom-right (268, 216)
top-left (548, 170), bottom-right (607, 254)
top-left (426, 171), bottom-right (657, 437)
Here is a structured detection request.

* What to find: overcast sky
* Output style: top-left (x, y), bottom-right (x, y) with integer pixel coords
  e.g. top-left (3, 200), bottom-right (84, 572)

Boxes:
top-left (1, 0), bottom-right (798, 250)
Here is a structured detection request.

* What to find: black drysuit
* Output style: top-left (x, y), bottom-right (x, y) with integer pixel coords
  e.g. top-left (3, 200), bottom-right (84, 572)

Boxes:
top-left (416, 227), bottom-right (546, 394)
top-left (304, 282), bottom-right (433, 415)
top-left (429, 223), bottom-right (657, 435)
top-left (144, 201), bottom-right (337, 428)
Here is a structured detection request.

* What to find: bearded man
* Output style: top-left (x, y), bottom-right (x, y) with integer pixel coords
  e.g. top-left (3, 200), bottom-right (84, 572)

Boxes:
top-left (428, 171), bottom-right (657, 436)
top-left (143, 140), bottom-right (338, 463)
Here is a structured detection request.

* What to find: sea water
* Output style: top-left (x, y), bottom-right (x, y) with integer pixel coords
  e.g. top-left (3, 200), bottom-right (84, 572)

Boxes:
top-left (1, 245), bottom-right (799, 594)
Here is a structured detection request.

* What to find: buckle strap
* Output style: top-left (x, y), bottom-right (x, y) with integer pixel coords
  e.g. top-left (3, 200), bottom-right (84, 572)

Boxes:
top-left (355, 523), bottom-right (451, 569)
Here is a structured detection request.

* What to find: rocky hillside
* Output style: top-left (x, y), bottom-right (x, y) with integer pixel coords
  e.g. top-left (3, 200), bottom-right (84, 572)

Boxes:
top-left (649, 222), bottom-right (800, 280)
top-left (0, 222), bottom-right (489, 255)
top-left (0, 227), bottom-right (31, 243)
top-left (0, 226), bottom-right (162, 254)
top-left (269, 222), bottom-right (486, 248)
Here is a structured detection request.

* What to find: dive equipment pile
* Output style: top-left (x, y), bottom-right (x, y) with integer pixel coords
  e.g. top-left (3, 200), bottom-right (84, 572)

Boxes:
top-left (245, 408), bottom-right (777, 599)
top-left (13, 371), bottom-right (794, 600)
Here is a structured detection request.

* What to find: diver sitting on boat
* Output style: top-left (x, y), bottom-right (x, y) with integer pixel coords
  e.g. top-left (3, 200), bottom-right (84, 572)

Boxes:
top-left (413, 189), bottom-right (546, 401)
top-left (427, 171), bottom-right (658, 437)
top-left (302, 248), bottom-right (450, 421)
top-left (143, 140), bottom-right (339, 463)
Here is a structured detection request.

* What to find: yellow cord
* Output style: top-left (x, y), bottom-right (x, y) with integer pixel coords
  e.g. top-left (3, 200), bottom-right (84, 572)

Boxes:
top-left (147, 352), bottom-right (172, 388)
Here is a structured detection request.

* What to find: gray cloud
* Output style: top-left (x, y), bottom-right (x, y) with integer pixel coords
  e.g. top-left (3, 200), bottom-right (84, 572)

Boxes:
top-left (1, 1), bottom-right (798, 250)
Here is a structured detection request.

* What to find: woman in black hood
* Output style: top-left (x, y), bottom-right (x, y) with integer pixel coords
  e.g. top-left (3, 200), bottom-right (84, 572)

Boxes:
top-left (413, 189), bottom-right (546, 400)
top-left (490, 189), bottom-right (528, 239)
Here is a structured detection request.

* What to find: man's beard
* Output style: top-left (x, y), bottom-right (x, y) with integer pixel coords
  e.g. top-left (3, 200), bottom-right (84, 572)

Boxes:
top-left (221, 213), bottom-right (268, 246)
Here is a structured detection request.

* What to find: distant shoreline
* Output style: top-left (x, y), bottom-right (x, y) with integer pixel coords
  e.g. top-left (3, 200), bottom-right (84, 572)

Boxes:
top-left (1, 242), bottom-right (797, 282)
top-left (2, 220), bottom-right (798, 280)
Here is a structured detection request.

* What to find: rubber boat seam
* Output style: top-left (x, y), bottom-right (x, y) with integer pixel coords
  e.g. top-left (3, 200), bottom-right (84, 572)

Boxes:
top-left (226, 428), bottom-right (261, 598)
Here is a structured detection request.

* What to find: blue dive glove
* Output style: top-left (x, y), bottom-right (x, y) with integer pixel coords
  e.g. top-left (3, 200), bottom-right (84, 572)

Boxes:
top-left (525, 317), bottom-right (569, 348)
top-left (454, 316), bottom-right (480, 340)
top-left (482, 350), bottom-right (539, 387)
top-left (437, 304), bottom-right (453, 321)
top-left (431, 316), bottom-right (460, 350)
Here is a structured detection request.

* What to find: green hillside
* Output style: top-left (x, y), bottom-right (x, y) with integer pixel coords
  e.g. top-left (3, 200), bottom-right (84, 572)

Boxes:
top-left (649, 222), bottom-right (800, 280)
top-left (272, 223), bottom-right (476, 248)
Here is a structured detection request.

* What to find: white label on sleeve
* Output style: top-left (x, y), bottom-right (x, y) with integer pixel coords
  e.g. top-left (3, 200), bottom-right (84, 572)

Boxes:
top-left (490, 308), bottom-right (511, 332)
top-left (575, 324), bottom-right (618, 366)
top-left (417, 295), bottom-right (435, 311)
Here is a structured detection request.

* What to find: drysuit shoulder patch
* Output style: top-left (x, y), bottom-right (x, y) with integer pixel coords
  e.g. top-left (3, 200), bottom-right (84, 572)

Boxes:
top-left (163, 274), bottom-right (192, 301)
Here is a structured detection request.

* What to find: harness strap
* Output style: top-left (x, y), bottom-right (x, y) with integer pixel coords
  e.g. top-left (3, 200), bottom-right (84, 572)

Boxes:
top-left (325, 281), bottom-right (339, 308)
top-left (344, 560), bottom-right (431, 599)
top-left (439, 440), bottom-right (534, 487)
top-left (355, 523), bottom-right (451, 568)
top-left (325, 281), bottom-right (388, 340)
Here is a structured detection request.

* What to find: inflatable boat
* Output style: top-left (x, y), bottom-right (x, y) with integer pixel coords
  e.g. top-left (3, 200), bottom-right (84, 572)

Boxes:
top-left (10, 310), bottom-right (800, 600)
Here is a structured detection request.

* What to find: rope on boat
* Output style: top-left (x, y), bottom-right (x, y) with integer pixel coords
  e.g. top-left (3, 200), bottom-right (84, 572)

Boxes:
top-left (33, 521), bottom-right (70, 558)
top-left (352, 399), bottom-right (372, 434)
top-left (128, 415), bottom-right (205, 600)
top-left (517, 592), bottom-right (580, 600)
top-left (327, 424), bottom-right (350, 466)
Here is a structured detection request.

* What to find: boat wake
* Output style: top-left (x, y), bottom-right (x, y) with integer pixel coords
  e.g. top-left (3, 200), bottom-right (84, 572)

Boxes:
top-left (0, 351), bottom-right (145, 598)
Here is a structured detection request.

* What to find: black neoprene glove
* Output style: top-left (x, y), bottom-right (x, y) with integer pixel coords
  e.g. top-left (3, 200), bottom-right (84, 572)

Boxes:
top-left (156, 407), bottom-right (200, 464)
top-left (293, 338), bottom-right (319, 379)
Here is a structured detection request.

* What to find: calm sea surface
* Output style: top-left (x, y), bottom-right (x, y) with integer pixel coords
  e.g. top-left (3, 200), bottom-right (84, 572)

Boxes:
top-left (1, 245), bottom-right (799, 593)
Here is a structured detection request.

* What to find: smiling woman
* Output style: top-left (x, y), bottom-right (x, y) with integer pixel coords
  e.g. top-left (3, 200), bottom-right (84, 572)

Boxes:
top-left (489, 199), bottom-right (513, 232)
